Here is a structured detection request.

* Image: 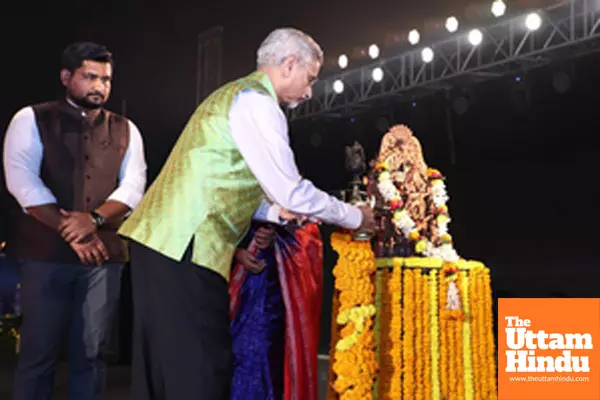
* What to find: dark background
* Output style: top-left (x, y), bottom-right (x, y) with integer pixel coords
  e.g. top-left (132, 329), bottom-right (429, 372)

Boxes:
top-left (1, 0), bottom-right (598, 357)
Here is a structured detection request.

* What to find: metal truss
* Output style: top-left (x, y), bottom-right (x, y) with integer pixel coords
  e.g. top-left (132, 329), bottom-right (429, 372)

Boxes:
top-left (287, 0), bottom-right (600, 121)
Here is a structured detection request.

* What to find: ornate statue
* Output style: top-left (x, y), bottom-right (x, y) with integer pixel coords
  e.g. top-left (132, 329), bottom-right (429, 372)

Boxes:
top-left (367, 125), bottom-right (440, 256)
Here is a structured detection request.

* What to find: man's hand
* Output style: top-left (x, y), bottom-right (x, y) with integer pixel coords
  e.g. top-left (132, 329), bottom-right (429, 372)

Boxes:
top-left (254, 226), bottom-right (275, 250)
top-left (279, 208), bottom-right (320, 225)
top-left (235, 249), bottom-right (266, 274)
top-left (279, 208), bottom-right (307, 223)
top-left (358, 205), bottom-right (376, 231)
top-left (69, 234), bottom-right (109, 265)
top-left (59, 210), bottom-right (97, 243)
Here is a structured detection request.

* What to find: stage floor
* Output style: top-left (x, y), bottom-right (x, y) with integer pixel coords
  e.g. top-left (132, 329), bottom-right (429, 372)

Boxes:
top-left (0, 340), bottom-right (331, 399)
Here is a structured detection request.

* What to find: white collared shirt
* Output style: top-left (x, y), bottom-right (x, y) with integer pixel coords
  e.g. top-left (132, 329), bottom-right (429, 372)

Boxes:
top-left (3, 105), bottom-right (147, 210)
top-left (229, 90), bottom-right (362, 230)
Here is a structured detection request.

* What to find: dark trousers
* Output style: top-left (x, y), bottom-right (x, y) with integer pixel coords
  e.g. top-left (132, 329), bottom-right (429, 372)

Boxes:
top-left (12, 259), bottom-right (123, 400)
top-left (129, 241), bottom-right (232, 400)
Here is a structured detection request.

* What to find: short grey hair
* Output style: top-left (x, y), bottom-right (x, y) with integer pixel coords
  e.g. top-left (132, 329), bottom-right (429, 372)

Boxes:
top-left (257, 28), bottom-right (324, 67)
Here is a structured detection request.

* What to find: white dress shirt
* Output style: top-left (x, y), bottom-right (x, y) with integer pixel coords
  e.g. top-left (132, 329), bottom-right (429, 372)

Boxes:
top-left (3, 105), bottom-right (147, 210)
top-left (228, 90), bottom-right (362, 230)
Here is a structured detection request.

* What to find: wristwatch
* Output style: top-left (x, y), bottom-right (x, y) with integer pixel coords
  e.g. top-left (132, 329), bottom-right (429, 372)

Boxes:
top-left (90, 210), bottom-right (107, 228)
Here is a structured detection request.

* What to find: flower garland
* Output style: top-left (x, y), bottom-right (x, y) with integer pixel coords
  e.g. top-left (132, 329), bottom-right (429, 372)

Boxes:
top-left (438, 266), bottom-right (450, 399)
top-left (402, 269), bottom-right (416, 399)
top-left (461, 271), bottom-right (475, 400)
top-left (429, 270), bottom-right (441, 399)
top-left (469, 267), bottom-right (498, 399)
top-left (374, 163), bottom-right (459, 262)
top-left (421, 270), bottom-right (432, 400)
top-left (330, 232), bottom-right (378, 400)
top-left (368, 259), bottom-right (497, 400)
top-left (389, 266), bottom-right (403, 398)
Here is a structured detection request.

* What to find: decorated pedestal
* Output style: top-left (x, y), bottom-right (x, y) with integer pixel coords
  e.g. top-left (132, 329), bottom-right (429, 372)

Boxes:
top-left (327, 125), bottom-right (497, 399)
top-left (327, 234), bottom-right (497, 400)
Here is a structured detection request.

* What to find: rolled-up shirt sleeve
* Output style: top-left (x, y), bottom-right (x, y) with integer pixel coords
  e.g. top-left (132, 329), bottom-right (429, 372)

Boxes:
top-left (228, 91), bottom-right (362, 230)
top-left (107, 120), bottom-right (147, 209)
top-left (3, 107), bottom-right (58, 208)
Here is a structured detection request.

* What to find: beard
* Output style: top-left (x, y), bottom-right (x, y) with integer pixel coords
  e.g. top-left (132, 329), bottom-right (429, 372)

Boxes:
top-left (68, 92), bottom-right (106, 110)
top-left (286, 101), bottom-right (300, 110)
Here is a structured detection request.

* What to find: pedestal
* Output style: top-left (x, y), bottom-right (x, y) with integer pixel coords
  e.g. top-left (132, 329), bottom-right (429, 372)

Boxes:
top-left (327, 233), bottom-right (497, 400)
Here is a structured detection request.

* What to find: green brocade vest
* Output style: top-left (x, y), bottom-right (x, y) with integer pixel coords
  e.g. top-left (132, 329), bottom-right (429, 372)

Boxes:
top-left (118, 71), bottom-right (276, 280)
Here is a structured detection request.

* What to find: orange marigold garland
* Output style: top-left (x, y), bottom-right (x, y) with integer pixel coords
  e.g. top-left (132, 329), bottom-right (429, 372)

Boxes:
top-left (438, 266), bottom-right (449, 399)
top-left (469, 268), bottom-right (483, 399)
top-left (378, 268), bottom-right (401, 400)
top-left (330, 232), bottom-right (378, 400)
top-left (402, 268), bottom-right (416, 399)
top-left (483, 269), bottom-right (498, 399)
top-left (389, 265), bottom-right (403, 399)
top-left (454, 272), bottom-right (465, 400)
top-left (421, 270), bottom-right (432, 400)
top-left (414, 270), bottom-right (424, 400)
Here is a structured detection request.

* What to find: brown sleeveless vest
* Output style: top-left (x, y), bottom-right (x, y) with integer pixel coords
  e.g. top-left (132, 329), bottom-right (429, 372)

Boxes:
top-left (10, 100), bottom-right (130, 264)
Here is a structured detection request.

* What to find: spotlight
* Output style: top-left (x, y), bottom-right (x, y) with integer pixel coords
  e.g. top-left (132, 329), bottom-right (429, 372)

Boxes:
top-left (491, 0), bottom-right (506, 17)
top-left (468, 29), bottom-right (483, 46)
top-left (421, 47), bottom-right (434, 63)
top-left (408, 29), bottom-right (420, 45)
top-left (333, 79), bottom-right (344, 94)
top-left (338, 54), bottom-right (348, 69)
top-left (445, 16), bottom-right (459, 33)
top-left (525, 12), bottom-right (542, 31)
top-left (368, 44), bottom-right (380, 59)
top-left (372, 67), bottom-right (384, 82)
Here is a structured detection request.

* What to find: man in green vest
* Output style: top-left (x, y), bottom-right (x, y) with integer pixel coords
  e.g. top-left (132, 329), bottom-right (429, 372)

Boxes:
top-left (118, 27), bottom-right (376, 399)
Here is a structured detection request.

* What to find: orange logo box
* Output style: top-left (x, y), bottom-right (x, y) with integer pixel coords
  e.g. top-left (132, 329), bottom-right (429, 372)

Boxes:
top-left (498, 298), bottom-right (600, 400)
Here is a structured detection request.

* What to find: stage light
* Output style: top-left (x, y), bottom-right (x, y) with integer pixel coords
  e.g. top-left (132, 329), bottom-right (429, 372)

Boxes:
top-left (408, 29), bottom-right (420, 45)
top-left (421, 47), bottom-right (434, 63)
top-left (338, 54), bottom-right (348, 69)
top-left (445, 16), bottom-right (459, 33)
top-left (491, 0), bottom-right (506, 17)
top-left (468, 29), bottom-right (483, 46)
top-left (333, 79), bottom-right (344, 94)
top-left (372, 67), bottom-right (384, 82)
top-left (525, 12), bottom-right (542, 31)
top-left (368, 44), bottom-right (380, 59)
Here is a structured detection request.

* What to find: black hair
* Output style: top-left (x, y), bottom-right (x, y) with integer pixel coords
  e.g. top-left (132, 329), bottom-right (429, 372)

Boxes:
top-left (61, 41), bottom-right (114, 72)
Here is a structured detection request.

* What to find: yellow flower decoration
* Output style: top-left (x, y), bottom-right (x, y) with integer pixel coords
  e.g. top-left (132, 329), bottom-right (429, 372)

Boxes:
top-left (409, 230), bottom-right (421, 241)
top-left (378, 171), bottom-right (391, 182)
top-left (330, 232), bottom-right (378, 398)
top-left (415, 239), bottom-right (428, 253)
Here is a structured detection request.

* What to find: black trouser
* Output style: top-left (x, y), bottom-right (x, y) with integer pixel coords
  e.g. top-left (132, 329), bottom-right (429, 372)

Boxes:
top-left (129, 241), bottom-right (232, 400)
top-left (12, 259), bottom-right (123, 400)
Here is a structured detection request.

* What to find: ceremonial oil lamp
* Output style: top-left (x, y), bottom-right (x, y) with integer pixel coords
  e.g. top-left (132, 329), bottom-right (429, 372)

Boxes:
top-left (340, 141), bottom-right (376, 241)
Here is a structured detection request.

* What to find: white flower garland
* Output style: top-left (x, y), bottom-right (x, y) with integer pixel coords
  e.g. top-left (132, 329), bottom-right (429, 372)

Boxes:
top-left (374, 164), bottom-right (459, 262)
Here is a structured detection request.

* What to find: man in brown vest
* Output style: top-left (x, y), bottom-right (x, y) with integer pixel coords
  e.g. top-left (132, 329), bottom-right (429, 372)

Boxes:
top-left (2, 42), bottom-right (147, 400)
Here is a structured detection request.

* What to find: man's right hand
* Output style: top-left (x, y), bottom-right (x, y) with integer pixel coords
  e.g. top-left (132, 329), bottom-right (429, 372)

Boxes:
top-left (279, 208), bottom-right (307, 223)
top-left (70, 234), bottom-right (109, 265)
top-left (357, 205), bottom-right (376, 231)
top-left (279, 208), bottom-right (320, 225)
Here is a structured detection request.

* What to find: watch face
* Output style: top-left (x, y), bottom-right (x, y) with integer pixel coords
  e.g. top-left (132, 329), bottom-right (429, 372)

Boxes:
top-left (92, 212), bottom-right (105, 226)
